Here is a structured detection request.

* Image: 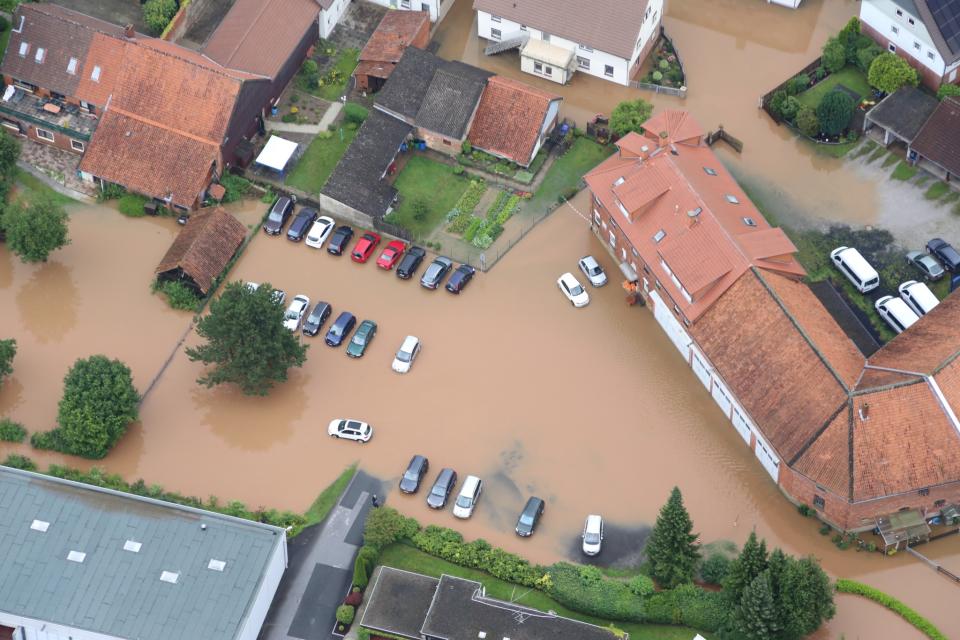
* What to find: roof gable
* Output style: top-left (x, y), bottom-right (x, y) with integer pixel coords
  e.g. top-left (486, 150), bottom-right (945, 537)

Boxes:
top-left (659, 225), bottom-right (733, 295)
top-left (415, 63), bottom-right (491, 139)
top-left (466, 75), bottom-right (559, 166)
top-left (359, 10), bottom-right (430, 65)
top-left (375, 46), bottom-right (443, 120)
top-left (864, 87), bottom-right (939, 142)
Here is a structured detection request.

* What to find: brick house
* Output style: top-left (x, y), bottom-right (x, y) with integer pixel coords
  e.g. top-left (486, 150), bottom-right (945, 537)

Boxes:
top-left (354, 10), bottom-right (431, 94)
top-left (859, 0), bottom-right (960, 90)
top-left (585, 110), bottom-right (960, 531)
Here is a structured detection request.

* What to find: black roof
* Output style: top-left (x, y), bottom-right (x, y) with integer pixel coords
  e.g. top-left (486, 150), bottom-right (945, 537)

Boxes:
top-left (866, 87), bottom-right (938, 142)
top-left (359, 568), bottom-right (438, 639)
top-left (375, 48), bottom-right (492, 139)
top-left (321, 110), bottom-right (412, 218)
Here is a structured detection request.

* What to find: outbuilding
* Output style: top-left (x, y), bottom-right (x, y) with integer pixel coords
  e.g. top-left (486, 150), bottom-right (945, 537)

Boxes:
top-left (155, 207), bottom-right (248, 295)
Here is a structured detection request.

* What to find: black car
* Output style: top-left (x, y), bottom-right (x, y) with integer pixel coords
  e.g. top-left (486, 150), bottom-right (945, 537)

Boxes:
top-left (396, 246), bottom-right (427, 279)
top-left (426, 468), bottom-right (457, 509)
top-left (515, 497), bottom-right (545, 537)
top-left (327, 225), bottom-right (354, 255)
top-left (445, 264), bottom-right (476, 294)
top-left (263, 196), bottom-right (294, 235)
top-left (927, 238), bottom-right (960, 272)
top-left (399, 455), bottom-right (429, 494)
top-left (287, 207), bottom-right (318, 242)
top-left (420, 256), bottom-right (453, 290)
top-left (302, 301), bottom-right (332, 336)
top-left (325, 311), bottom-right (356, 347)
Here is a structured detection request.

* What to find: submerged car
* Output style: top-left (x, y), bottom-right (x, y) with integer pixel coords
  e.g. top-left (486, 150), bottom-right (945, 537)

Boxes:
top-left (282, 295), bottom-right (310, 331)
top-left (582, 514), bottom-right (604, 556)
top-left (557, 272), bottom-right (589, 307)
top-left (351, 232), bottom-right (382, 263)
top-left (305, 215), bottom-right (336, 249)
top-left (445, 264), bottom-right (476, 294)
top-left (515, 497), bottom-right (545, 537)
top-left (426, 468), bottom-right (458, 509)
top-left (327, 419), bottom-right (372, 442)
top-left (399, 454), bottom-right (429, 494)
top-left (420, 256), bottom-right (453, 289)
top-left (397, 246), bottom-right (427, 279)
top-left (327, 225), bottom-right (354, 255)
top-left (262, 196), bottom-right (294, 235)
top-left (376, 240), bottom-right (407, 270)
top-left (302, 301), bottom-right (332, 336)
top-left (325, 311), bottom-right (356, 347)
top-left (287, 207), bottom-right (318, 242)
top-left (578, 255), bottom-right (608, 287)
top-left (452, 475), bottom-right (483, 519)
top-left (391, 335), bottom-right (421, 374)
top-left (346, 320), bottom-right (377, 358)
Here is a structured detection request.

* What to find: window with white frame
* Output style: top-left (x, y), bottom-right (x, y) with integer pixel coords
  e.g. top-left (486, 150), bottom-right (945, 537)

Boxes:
top-left (908, 17), bottom-right (915, 25)
top-left (36, 128), bottom-right (54, 142)
top-left (91, 65), bottom-right (102, 82)
top-left (604, 65), bottom-right (614, 77)
top-left (520, 24), bottom-right (527, 31)
top-left (534, 61), bottom-right (543, 73)
top-left (888, 43), bottom-right (897, 52)
top-left (491, 28), bottom-right (501, 40)
top-left (34, 47), bottom-right (45, 63)
top-left (544, 65), bottom-right (552, 76)
top-left (578, 43), bottom-right (593, 52)
top-left (927, 51), bottom-right (935, 60)
top-left (593, 210), bottom-right (601, 226)
top-left (70, 139), bottom-right (84, 152)
top-left (608, 230), bottom-right (616, 248)
top-left (67, 57), bottom-right (78, 74)
top-left (542, 32), bottom-right (550, 42)
top-left (914, 41), bottom-right (921, 50)
top-left (491, 14), bottom-right (501, 22)
top-left (18, 42), bottom-right (29, 57)
top-left (891, 25), bottom-right (899, 34)
top-left (576, 56), bottom-right (590, 70)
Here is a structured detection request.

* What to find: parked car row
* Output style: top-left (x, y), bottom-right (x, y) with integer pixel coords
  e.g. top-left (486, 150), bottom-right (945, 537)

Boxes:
top-left (263, 197), bottom-right (477, 293)
top-left (557, 254), bottom-right (608, 307)
top-left (396, 454), bottom-right (604, 555)
top-left (830, 242), bottom-right (951, 335)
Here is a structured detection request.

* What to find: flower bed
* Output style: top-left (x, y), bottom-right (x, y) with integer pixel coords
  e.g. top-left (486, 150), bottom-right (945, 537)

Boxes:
top-left (447, 188), bottom-right (524, 249)
top-left (641, 37), bottom-right (685, 88)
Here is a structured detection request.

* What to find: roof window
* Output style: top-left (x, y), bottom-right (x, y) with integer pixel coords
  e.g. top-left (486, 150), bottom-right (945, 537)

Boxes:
top-left (91, 65), bottom-right (101, 82)
top-left (67, 57), bottom-right (78, 74)
top-left (67, 550), bottom-right (86, 563)
top-left (208, 559), bottom-right (227, 572)
top-left (18, 42), bottom-right (29, 57)
top-left (30, 519), bottom-right (50, 532)
top-left (742, 217), bottom-right (757, 227)
top-left (160, 571), bottom-right (180, 584)
top-left (653, 229), bottom-right (666, 243)
top-left (123, 540), bottom-right (142, 553)
top-left (613, 176), bottom-right (625, 186)
top-left (34, 47), bottom-right (45, 63)
top-left (703, 167), bottom-right (717, 176)
top-left (725, 194), bottom-right (740, 204)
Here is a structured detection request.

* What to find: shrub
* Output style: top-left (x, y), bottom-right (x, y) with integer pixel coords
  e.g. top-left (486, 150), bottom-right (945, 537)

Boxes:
top-left (302, 59), bottom-right (319, 76)
top-left (780, 96), bottom-right (801, 121)
top-left (645, 583), bottom-right (726, 631)
top-left (0, 418), bottom-right (27, 443)
top-left (796, 105), bottom-right (820, 137)
top-left (461, 140), bottom-right (472, 154)
top-left (96, 182), bottom-right (126, 202)
top-left (937, 84), bottom-right (960, 100)
top-left (336, 605), bottom-right (355, 625)
top-left (143, 0), bottom-right (178, 35)
top-left (699, 553), bottom-right (732, 585)
top-left (868, 52), bottom-right (919, 93)
top-left (768, 89), bottom-right (788, 117)
top-left (3, 453), bottom-right (36, 471)
top-left (785, 73), bottom-right (810, 96)
top-left (797, 503), bottom-right (815, 517)
top-left (411, 198), bottom-right (429, 223)
top-left (628, 574), bottom-right (655, 597)
top-left (152, 280), bottom-right (201, 311)
top-left (452, 165), bottom-right (465, 175)
top-left (856, 43), bottom-right (883, 73)
top-left (344, 591), bottom-right (362, 607)
top-left (117, 194), bottom-right (148, 217)
top-left (353, 545), bottom-right (378, 589)
top-left (817, 90), bottom-right (855, 135)
top-left (220, 173), bottom-right (251, 203)
top-left (363, 507), bottom-right (420, 550)
top-left (30, 430), bottom-right (64, 452)
top-left (821, 36), bottom-right (846, 73)
top-left (652, 70), bottom-right (663, 83)
top-left (836, 579), bottom-right (947, 640)
top-left (548, 562), bottom-right (646, 622)
top-left (815, 65), bottom-right (827, 81)
top-left (344, 103), bottom-right (369, 125)
top-left (658, 59), bottom-right (669, 70)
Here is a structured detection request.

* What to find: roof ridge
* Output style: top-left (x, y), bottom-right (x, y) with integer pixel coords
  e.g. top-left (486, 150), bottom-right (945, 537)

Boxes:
top-left (131, 38), bottom-right (254, 82)
top-left (788, 398), bottom-right (848, 466)
top-left (22, 2), bottom-right (123, 36)
top-left (107, 104), bottom-right (222, 147)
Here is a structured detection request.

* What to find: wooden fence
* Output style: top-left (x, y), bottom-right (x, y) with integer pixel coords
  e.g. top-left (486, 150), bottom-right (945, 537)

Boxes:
top-left (705, 127), bottom-right (743, 153)
top-left (759, 55), bottom-right (824, 123)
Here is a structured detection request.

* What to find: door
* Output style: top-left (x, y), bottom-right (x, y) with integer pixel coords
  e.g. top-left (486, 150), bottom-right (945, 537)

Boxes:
top-left (754, 437), bottom-right (780, 482)
top-left (730, 405), bottom-right (752, 444)
top-left (711, 378), bottom-right (733, 419)
top-left (690, 347), bottom-right (712, 390)
top-left (650, 291), bottom-right (691, 358)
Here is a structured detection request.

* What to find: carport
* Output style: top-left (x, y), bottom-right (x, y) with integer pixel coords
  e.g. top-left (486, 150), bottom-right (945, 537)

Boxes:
top-left (255, 136), bottom-right (299, 176)
top-left (862, 87), bottom-right (937, 148)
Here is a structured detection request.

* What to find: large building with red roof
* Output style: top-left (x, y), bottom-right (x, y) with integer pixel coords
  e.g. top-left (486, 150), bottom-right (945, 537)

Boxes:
top-left (586, 110), bottom-right (960, 530)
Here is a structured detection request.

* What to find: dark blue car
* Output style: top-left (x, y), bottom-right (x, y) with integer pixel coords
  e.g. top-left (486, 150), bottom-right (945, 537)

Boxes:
top-left (325, 312), bottom-right (356, 347)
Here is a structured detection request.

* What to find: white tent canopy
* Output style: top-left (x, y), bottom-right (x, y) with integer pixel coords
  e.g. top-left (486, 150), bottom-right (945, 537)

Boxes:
top-left (255, 136), bottom-right (298, 172)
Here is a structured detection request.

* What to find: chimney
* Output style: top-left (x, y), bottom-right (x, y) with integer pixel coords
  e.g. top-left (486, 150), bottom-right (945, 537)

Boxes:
top-left (859, 403), bottom-right (870, 422)
top-left (687, 207), bottom-right (702, 227)
top-left (124, 24), bottom-right (135, 39)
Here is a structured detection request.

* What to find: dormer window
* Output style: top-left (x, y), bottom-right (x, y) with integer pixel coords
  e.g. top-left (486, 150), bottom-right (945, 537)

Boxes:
top-left (742, 217), bottom-right (757, 227)
top-left (67, 57), bottom-right (78, 75)
top-left (725, 194), bottom-right (740, 204)
top-left (703, 167), bottom-right (717, 176)
top-left (34, 47), bottom-right (45, 63)
top-left (18, 42), bottom-right (29, 58)
top-left (91, 65), bottom-right (102, 82)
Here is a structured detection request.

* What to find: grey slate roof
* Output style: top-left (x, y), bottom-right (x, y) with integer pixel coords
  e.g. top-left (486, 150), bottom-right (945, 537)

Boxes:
top-left (358, 567), bottom-right (439, 638)
top-left (866, 86), bottom-right (938, 142)
top-left (375, 48), bottom-right (491, 139)
top-left (0, 466), bottom-right (285, 640)
top-left (321, 109), bottom-right (412, 218)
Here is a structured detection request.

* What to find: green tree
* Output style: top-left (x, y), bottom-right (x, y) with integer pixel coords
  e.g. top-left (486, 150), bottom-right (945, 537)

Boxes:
top-left (1, 195), bottom-right (70, 263)
top-left (838, 17), bottom-right (862, 64)
top-left (868, 52), bottom-right (919, 93)
top-left (0, 131), bottom-right (20, 203)
top-left (56, 355), bottom-right (139, 458)
top-left (795, 105), bottom-right (820, 137)
top-left (856, 43), bottom-right (883, 74)
top-left (645, 487), bottom-right (701, 588)
top-left (776, 556), bottom-right (836, 639)
top-left (736, 571), bottom-right (781, 640)
top-left (186, 281), bottom-right (308, 396)
top-left (0, 338), bottom-right (15, 384)
top-left (142, 0), bottom-right (178, 35)
top-left (724, 531), bottom-right (769, 605)
top-left (700, 552), bottom-right (732, 585)
top-left (937, 84), bottom-right (960, 100)
top-left (609, 98), bottom-right (654, 137)
top-left (768, 90), bottom-right (788, 118)
top-left (779, 96), bottom-right (801, 121)
top-left (816, 91), bottom-right (855, 135)
top-left (821, 37), bottom-right (846, 73)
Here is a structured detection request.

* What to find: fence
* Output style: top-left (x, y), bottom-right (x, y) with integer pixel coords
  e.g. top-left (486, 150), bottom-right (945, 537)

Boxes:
top-left (630, 27), bottom-right (688, 98)
top-left (759, 56), bottom-right (824, 123)
top-left (705, 127), bottom-right (744, 153)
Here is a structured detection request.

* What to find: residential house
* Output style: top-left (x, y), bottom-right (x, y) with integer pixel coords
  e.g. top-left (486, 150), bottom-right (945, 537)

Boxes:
top-left (155, 208), bottom-right (248, 295)
top-left (366, 0), bottom-right (452, 24)
top-left (354, 10), bottom-right (430, 93)
top-left (0, 465), bottom-right (287, 640)
top-left (467, 75), bottom-right (560, 167)
top-left (473, 0), bottom-right (664, 86)
top-left (909, 95), bottom-right (960, 181)
top-left (319, 0), bottom-right (353, 38)
top-left (360, 568), bottom-right (620, 640)
top-left (585, 110), bottom-right (960, 531)
top-left (862, 85), bottom-right (939, 146)
top-left (859, 0), bottom-right (960, 89)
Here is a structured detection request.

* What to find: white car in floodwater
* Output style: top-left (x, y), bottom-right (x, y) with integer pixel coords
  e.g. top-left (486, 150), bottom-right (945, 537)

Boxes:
top-left (283, 295), bottom-right (310, 331)
top-left (305, 216), bottom-right (336, 249)
top-left (392, 335), bottom-right (421, 374)
top-left (578, 255), bottom-right (608, 287)
top-left (557, 272), bottom-right (590, 307)
top-left (582, 514), bottom-right (604, 556)
top-left (328, 419), bottom-right (373, 442)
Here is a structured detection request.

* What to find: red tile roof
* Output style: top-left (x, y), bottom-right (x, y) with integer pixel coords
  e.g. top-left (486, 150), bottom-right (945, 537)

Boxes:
top-left (911, 97), bottom-right (960, 177)
top-left (658, 227), bottom-right (733, 295)
top-left (866, 289), bottom-right (960, 375)
top-left (359, 10), bottom-right (430, 66)
top-left (793, 406), bottom-right (850, 497)
top-left (467, 75), bottom-right (560, 167)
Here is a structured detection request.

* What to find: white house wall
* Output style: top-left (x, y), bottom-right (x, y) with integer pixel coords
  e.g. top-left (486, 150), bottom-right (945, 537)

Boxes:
top-left (367, 0), bottom-right (447, 22)
top-left (649, 290), bottom-right (692, 358)
top-left (860, 0), bottom-right (946, 76)
top-left (530, 99), bottom-right (561, 160)
top-left (754, 432), bottom-right (781, 482)
top-left (236, 537), bottom-right (288, 640)
top-left (689, 345), bottom-right (713, 390)
top-left (0, 612), bottom-right (125, 640)
top-left (319, 0), bottom-right (351, 39)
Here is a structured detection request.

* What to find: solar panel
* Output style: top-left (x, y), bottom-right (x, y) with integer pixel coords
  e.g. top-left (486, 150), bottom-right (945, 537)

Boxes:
top-left (928, 0), bottom-right (960, 54)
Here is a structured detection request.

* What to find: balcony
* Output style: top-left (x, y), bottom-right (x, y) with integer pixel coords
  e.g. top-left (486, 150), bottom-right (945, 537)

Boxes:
top-left (0, 86), bottom-right (96, 140)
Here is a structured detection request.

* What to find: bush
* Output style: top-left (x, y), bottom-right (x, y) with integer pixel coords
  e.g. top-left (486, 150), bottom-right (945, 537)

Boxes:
top-left (3, 453), bottom-right (36, 471)
top-left (768, 89), bottom-right (788, 118)
top-left (817, 90), bottom-right (855, 135)
top-left (868, 52), bottom-right (919, 93)
top-left (836, 579), bottom-right (947, 640)
top-left (452, 165), bottom-right (465, 175)
top-left (699, 553), bottom-right (732, 585)
top-left (411, 525), bottom-right (545, 587)
top-left (344, 103), bottom-right (369, 125)
top-left (143, 0), bottom-right (178, 35)
top-left (796, 105), bottom-right (820, 137)
top-left (780, 96), bottom-right (801, 121)
top-left (548, 562), bottom-right (646, 622)
top-left (652, 70), bottom-right (663, 83)
top-left (363, 507), bottom-right (420, 551)
top-left (785, 73), bottom-right (810, 96)
top-left (353, 545), bottom-right (378, 589)
top-left (336, 605), bottom-right (355, 625)
top-left (645, 583), bottom-right (726, 631)
top-left (0, 418), bottom-right (27, 443)
top-left (302, 59), bottom-right (319, 76)
top-left (628, 574), bottom-right (655, 597)
top-left (856, 43), bottom-right (883, 73)
top-left (797, 503), bottom-right (815, 517)
top-left (220, 173), bottom-right (250, 203)
top-left (152, 280), bottom-right (201, 311)
top-left (461, 140), bottom-right (472, 154)
top-left (411, 198), bottom-right (429, 223)
top-left (117, 194), bottom-right (148, 217)
top-left (0, 15), bottom-right (9, 32)
top-left (822, 37), bottom-right (846, 73)
top-left (937, 84), bottom-right (960, 100)
top-left (658, 59), bottom-right (669, 70)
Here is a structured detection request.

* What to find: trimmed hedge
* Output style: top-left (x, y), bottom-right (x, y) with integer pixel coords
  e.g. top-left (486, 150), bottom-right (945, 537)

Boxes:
top-left (412, 525), bottom-right (544, 587)
top-left (644, 583), bottom-right (725, 631)
top-left (547, 562), bottom-right (645, 622)
top-left (835, 579), bottom-right (947, 640)
top-left (3, 454), bottom-right (36, 471)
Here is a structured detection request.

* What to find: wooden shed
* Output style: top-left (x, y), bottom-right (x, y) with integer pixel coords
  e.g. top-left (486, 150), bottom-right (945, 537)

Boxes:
top-left (155, 207), bottom-right (247, 295)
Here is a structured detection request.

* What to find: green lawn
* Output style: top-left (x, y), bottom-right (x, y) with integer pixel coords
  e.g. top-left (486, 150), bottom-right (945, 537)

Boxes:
top-left (525, 137), bottom-right (614, 214)
top-left (13, 169), bottom-right (76, 206)
top-left (297, 48), bottom-right (360, 101)
top-left (797, 66), bottom-right (872, 110)
top-left (388, 156), bottom-right (469, 238)
top-left (376, 544), bottom-right (711, 640)
top-left (924, 181), bottom-right (951, 200)
top-left (285, 127), bottom-right (357, 194)
top-left (303, 462), bottom-right (357, 527)
top-left (891, 161), bottom-right (918, 181)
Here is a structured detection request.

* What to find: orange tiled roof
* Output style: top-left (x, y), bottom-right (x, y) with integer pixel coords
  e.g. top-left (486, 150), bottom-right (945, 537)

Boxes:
top-left (866, 290), bottom-right (960, 375)
top-left (359, 10), bottom-right (430, 65)
top-left (658, 226), bottom-right (733, 295)
top-left (793, 405), bottom-right (851, 497)
top-left (467, 75), bottom-right (560, 167)
top-left (640, 110), bottom-right (702, 146)
top-left (611, 163), bottom-right (672, 217)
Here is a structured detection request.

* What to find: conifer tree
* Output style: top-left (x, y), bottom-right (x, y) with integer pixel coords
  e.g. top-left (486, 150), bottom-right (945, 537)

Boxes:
top-left (645, 487), bottom-right (701, 588)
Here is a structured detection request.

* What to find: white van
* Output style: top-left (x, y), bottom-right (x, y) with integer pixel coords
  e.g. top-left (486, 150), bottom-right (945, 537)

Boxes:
top-left (898, 280), bottom-right (939, 316)
top-left (452, 475), bottom-right (482, 519)
top-left (875, 295), bottom-right (920, 334)
top-left (830, 247), bottom-right (880, 293)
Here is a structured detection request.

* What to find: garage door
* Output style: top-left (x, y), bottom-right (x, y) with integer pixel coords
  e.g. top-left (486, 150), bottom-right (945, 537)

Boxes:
top-left (690, 347), bottom-right (712, 390)
top-left (754, 436), bottom-right (780, 482)
top-left (730, 405), bottom-right (752, 444)
top-left (650, 291), bottom-right (691, 358)
top-left (711, 378), bottom-right (733, 419)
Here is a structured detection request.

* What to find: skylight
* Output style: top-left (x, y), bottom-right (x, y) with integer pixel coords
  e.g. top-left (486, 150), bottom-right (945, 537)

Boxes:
top-left (613, 176), bottom-right (625, 186)
top-left (207, 559), bottom-right (226, 572)
top-left (30, 519), bottom-right (49, 532)
top-left (742, 217), bottom-right (757, 227)
top-left (703, 167), bottom-right (717, 176)
top-left (123, 540), bottom-right (142, 553)
top-left (34, 47), bottom-right (44, 63)
top-left (653, 229), bottom-right (666, 243)
top-left (160, 571), bottom-right (180, 584)
top-left (18, 42), bottom-right (28, 57)
top-left (91, 65), bottom-right (101, 82)
top-left (67, 57), bottom-right (78, 74)
top-left (67, 550), bottom-right (86, 563)
top-left (725, 194), bottom-right (740, 204)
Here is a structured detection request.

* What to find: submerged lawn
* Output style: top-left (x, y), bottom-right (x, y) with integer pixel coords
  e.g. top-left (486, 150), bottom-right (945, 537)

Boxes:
top-left (285, 127), bottom-right (357, 194)
top-left (388, 156), bottom-right (469, 239)
top-left (525, 137), bottom-right (614, 214)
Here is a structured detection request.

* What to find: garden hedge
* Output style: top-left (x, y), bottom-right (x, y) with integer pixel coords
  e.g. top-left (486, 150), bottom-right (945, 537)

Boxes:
top-left (835, 579), bottom-right (947, 640)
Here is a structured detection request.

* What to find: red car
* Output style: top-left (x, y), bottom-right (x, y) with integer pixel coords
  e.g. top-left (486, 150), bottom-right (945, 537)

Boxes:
top-left (376, 240), bottom-right (407, 270)
top-left (351, 232), bottom-right (382, 263)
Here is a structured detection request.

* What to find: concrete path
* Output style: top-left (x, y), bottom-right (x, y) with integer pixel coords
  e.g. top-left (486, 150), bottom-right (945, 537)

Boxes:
top-left (265, 102), bottom-right (343, 136)
top-left (259, 470), bottom-right (384, 640)
top-left (318, 102), bottom-right (343, 132)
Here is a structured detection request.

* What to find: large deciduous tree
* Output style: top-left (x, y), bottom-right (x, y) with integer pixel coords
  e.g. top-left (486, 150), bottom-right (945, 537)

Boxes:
top-left (821, 37), bottom-right (846, 74)
top-left (609, 98), bottom-right (654, 137)
top-left (868, 52), bottom-right (919, 94)
top-left (0, 131), bottom-right (20, 204)
top-left (186, 281), bottom-right (308, 396)
top-left (645, 486), bottom-right (701, 588)
top-left (1, 195), bottom-right (70, 263)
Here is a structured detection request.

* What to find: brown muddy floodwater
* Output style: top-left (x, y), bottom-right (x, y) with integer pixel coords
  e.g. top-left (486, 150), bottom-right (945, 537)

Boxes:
top-left (2, 193), bottom-right (954, 638)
